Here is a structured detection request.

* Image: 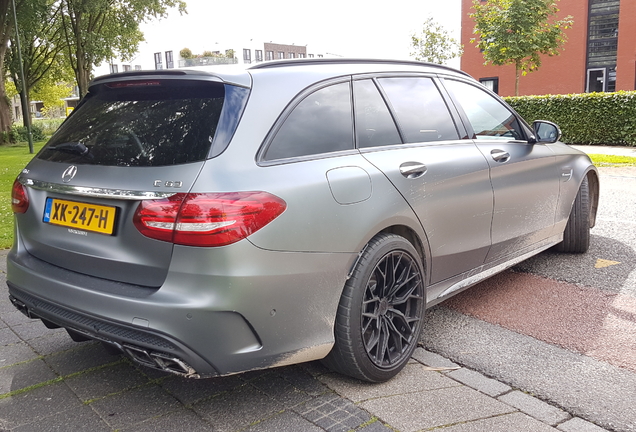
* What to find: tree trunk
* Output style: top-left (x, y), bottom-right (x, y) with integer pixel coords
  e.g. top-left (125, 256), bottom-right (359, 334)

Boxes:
top-left (0, 0), bottom-right (14, 135)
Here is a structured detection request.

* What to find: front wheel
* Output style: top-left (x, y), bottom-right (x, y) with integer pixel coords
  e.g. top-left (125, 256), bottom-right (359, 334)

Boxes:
top-left (323, 233), bottom-right (425, 382)
top-left (554, 176), bottom-right (590, 253)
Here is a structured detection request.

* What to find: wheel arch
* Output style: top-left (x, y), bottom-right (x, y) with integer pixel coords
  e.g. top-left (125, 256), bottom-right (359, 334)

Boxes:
top-left (586, 169), bottom-right (600, 228)
top-left (378, 225), bottom-right (429, 277)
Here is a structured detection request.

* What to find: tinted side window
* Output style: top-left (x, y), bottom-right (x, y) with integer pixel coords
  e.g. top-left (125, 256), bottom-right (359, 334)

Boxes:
top-left (263, 82), bottom-right (353, 161)
top-left (377, 77), bottom-right (459, 143)
top-left (445, 80), bottom-right (524, 141)
top-left (353, 79), bottom-right (402, 148)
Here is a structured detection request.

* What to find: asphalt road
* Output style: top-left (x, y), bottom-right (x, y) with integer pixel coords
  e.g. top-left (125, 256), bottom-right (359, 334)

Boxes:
top-left (421, 166), bottom-right (636, 431)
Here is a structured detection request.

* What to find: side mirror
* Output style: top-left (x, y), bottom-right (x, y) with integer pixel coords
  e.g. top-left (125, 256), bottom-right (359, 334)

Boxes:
top-left (532, 120), bottom-right (562, 144)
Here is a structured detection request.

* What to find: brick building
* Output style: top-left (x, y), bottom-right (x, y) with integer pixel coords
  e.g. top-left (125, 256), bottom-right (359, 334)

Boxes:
top-left (460, 0), bottom-right (636, 96)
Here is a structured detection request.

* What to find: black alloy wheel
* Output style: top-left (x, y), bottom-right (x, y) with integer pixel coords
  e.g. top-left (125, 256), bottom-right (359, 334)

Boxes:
top-left (323, 233), bottom-right (425, 382)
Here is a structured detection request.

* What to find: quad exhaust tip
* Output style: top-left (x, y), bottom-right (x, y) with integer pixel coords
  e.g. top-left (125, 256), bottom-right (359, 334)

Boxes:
top-left (121, 344), bottom-right (200, 378)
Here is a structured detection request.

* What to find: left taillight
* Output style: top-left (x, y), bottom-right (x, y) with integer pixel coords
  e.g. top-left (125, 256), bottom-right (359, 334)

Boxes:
top-left (11, 180), bottom-right (29, 214)
top-left (133, 191), bottom-right (287, 247)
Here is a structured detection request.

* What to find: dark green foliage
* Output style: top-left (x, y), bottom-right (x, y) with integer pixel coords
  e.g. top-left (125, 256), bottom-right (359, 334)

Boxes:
top-left (506, 91), bottom-right (636, 146)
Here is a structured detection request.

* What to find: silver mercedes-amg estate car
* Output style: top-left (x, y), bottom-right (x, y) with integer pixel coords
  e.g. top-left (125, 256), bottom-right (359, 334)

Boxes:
top-left (7, 59), bottom-right (598, 382)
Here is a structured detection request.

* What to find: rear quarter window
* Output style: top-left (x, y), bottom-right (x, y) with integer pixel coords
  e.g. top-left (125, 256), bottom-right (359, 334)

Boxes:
top-left (262, 81), bottom-right (354, 161)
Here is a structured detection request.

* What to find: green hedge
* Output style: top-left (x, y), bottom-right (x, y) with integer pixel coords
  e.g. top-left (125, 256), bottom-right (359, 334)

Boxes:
top-left (505, 91), bottom-right (636, 146)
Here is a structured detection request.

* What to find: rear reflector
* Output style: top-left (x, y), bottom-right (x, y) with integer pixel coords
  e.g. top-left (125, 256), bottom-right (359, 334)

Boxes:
top-left (133, 192), bottom-right (286, 247)
top-left (11, 180), bottom-right (29, 214)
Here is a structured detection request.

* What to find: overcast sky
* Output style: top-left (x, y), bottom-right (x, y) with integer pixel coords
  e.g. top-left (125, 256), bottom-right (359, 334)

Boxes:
top-left (97, 0), bottom-right (462, 74)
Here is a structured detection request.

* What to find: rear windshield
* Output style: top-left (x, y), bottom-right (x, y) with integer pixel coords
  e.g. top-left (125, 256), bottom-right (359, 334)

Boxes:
top-left (38, 80), bottom-right (230, 167)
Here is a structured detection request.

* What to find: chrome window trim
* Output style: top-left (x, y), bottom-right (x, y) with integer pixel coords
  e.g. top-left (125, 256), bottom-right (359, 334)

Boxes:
top-left (19, 178), bottom-right (176, 200)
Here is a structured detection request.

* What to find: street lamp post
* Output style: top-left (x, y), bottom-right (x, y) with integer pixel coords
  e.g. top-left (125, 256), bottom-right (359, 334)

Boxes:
top-left (11, 0), bottom-right (34, 154)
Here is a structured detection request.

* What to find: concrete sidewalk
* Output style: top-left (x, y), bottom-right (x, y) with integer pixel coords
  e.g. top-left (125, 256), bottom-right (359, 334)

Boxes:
top-left (571, 144), bottom-right (636, 157)
top-left (0, 248), bottom-right (610, 432)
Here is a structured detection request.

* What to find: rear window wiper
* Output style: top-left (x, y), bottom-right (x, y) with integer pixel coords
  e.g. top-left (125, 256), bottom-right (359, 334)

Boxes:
top-left (48, 142), bottom-right (91, 157)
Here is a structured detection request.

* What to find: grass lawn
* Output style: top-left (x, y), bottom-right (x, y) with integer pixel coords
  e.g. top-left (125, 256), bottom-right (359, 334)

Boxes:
top-left (1, 142), bottom-right (45, 249)
top-left (0, 145), bottom-right (635, 250)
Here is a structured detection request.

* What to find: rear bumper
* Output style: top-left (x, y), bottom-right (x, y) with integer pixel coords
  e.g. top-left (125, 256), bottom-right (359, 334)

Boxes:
top-left (6, 240), bottom-right (354, 377)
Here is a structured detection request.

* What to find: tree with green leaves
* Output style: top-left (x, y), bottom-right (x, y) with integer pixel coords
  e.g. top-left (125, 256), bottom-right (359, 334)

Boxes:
top-left (59, 0), bottom-right (186, 98)
top-left (410, 17), bottom-right (462, 65)
top-left (470, 0), bottom-right (573, 96)
top-left (0, 0), bottom-right (19, 136)
top-left (6, 0), bottom-right (70, 127)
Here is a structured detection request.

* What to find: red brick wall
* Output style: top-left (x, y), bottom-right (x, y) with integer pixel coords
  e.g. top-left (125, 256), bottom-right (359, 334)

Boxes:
top-left (460, 0), bottom-right (589, 96)
top-left (616, 0), bottom-right (636, 91)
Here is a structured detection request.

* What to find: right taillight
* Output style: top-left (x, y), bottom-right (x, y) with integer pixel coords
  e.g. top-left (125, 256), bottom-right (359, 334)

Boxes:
top-left (133, 191), bottom-right (287, 247)
top-left (11, 180), bottom-right (29, 214)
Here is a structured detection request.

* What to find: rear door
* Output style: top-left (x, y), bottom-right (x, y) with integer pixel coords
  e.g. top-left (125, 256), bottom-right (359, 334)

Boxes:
top-left (355, 76), bottom-right (494, 286)
top-left (443, 79), bottom-right (560, 263)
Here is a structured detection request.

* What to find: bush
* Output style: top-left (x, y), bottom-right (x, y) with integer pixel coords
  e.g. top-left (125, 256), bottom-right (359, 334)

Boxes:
top-left (12, 124), bottom-right (45, 142)
top-left (505, 91), bottom-right (636, 146)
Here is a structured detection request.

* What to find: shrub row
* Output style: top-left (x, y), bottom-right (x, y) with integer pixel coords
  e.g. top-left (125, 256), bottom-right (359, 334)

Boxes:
top-left (505, 91), bottom-right (636, 146)
top-left (0, 118), bottom-right (65, 145)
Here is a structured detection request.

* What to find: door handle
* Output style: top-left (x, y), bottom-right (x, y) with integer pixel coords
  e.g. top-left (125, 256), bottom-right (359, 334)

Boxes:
top-left (399, 162), bottom-right (427, 179)
top-left (491, 149), bottom-right (510, 162)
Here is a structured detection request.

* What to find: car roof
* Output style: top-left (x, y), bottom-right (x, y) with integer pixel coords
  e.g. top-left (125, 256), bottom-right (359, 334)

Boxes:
top-left (249, 58), bottom-right (472, 78)
top-left (89, 58), bottom-right (472, 92)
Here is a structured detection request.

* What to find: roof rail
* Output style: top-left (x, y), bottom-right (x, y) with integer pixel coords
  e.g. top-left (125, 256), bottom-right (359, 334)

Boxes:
top-left (249, 58), bottom-right (471, 77)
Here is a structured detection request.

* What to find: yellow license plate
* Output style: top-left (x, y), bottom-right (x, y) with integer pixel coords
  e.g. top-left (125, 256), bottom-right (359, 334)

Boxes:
top-left (43, 198), bottom-right (117, 235)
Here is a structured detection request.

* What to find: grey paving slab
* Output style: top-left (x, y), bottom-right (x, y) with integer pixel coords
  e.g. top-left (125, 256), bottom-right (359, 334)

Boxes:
top-left (558, 417), bottom-right (611, 432)
top-left (26, 331), bottom-right (82, 356)
top-left (0, 341), bottom-right (39, 366)
top-left (64, 361), bottom-right (150, 402)
top-left (244, 410), bottom-right (324, 432)
top-left (0, 358), bottom-right (57, 395)
top-left (43, 342), bottom-right (120, 376)
top-left (498, 390), bottom-right (571, 426)
top-left (192, 383), bottom-right (286, 432)
top-left (412, 347), bottom-right (460, 369)
top-left (447, 367), bottom-right (512, 397)
top-left (10, 321), bottom-right (65, 342)
top-left (1, 309), bottom-right (33, 326)
top-left (279, 365), bottom-right (331, 396)
top-left (11, 405), bottom-right (111, 432)
top-left (318, 362), bottom-right (459, 403)
top-left (89, 384), bottom-right (181, 429)
top-left (119, 407), bottom-right (213, 432)
top-left (160, 373), bottom-right (244, 406)
top-left (0, 326), bottom-right (20, 345)
top-left (0, 381), bottom-right (82, 429)
top-left (359, 385), bottom-right (516, 432)
top-left (439, 412), bottom-right (558, 431)
top-left (249, 372), bottom-right (317, 408)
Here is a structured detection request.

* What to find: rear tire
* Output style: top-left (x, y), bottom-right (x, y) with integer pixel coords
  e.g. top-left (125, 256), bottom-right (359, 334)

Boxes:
top-left (554, 176), bottom-right (590, 253)
top-left (323, 233), bottom-right (425, 382)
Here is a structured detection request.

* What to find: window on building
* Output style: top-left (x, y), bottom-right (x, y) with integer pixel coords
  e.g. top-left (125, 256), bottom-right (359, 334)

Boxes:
top-left (255, 50), bottom-right (263, 62)
top-left (586, 0), bottom-right (620, 92)
top-left (289, 52), bottom-right (295, 59)
top-left (123, 65), bottom-right (132, 72)
top-left (317, 54), bottom-right (323, 58)
top-left (165, 51), bottom-right (174, 69)
top-left (266, 51), bottom-right (274, 60)
top-left (263, 82), bottom-right (353, 161)
top-left (243, 49), bottom-right (252, 63)
top-left (479, 77), bottom-right (499, 94)
top-left (278, 51), bottom-right (285, 59)
top-left (134, 65), bottom-right (142, 71)
top-left (154, 52), bottom-right (163, 70)
top-left (109, 64), bottom-right (118, 74)
top-left (308, 54), bottom-right (314, 58)
top-left (298, 53), bottom-right (306, 58)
